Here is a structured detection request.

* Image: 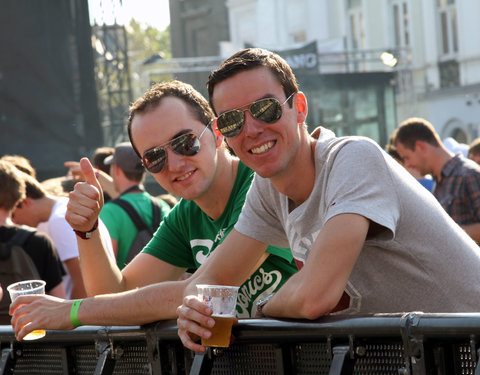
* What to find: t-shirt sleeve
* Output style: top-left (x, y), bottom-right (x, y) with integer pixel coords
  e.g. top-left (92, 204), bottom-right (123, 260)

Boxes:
top-left (234, 175), bottom-right (290, 248)
top-left (322, 140), bottom-right (398, 238)
top-left (143, 205), bottom-right (195, 269)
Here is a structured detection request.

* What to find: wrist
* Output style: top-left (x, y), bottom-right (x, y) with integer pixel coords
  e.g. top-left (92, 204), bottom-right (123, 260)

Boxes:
top-left (73, 219), bottom-right (98, 240)
top-left (70, 299), bottom-right (84, 328)
top-left (256, 292), bottom-right (275, 317)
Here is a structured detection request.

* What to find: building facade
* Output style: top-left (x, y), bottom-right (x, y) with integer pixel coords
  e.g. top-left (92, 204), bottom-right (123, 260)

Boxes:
top-left (226, 0), bottom-right (480, 143)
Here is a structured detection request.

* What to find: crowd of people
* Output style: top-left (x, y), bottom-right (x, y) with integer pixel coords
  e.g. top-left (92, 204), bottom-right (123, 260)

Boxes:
top-left (2, 48), bottom-right (480, 353)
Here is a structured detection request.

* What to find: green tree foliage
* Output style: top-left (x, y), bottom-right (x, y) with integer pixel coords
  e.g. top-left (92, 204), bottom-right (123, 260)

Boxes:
top-left (127, 19), bottom-right (171, 63)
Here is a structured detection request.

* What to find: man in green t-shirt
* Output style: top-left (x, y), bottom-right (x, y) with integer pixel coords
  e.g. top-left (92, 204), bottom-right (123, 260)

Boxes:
top-left (21, 80), bottom-right (297, 321)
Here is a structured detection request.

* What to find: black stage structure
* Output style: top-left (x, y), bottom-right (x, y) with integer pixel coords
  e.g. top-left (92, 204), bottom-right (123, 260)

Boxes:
top-left (0, 0), bottom-right (101, 180)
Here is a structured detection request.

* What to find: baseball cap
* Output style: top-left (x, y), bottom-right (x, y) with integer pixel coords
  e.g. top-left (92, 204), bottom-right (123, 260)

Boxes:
top-left (104, 142), bottom-right (144, 173)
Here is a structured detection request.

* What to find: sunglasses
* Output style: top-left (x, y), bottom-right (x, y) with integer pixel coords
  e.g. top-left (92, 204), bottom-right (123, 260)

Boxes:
top-left (216, 92), bottom-right (296, 138)
top-left (142, 124), bottom-right (210, 173)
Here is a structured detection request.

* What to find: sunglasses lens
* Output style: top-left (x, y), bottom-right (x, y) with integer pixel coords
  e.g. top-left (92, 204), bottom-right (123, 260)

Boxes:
top-left (143, 148), bottom-right (167, 173)
top-left (250, 98), bottom-right (282, 123)
top-left (217, 110), bottom-right (244, 138)
top-left (171, 133), bottom-right (201, 156)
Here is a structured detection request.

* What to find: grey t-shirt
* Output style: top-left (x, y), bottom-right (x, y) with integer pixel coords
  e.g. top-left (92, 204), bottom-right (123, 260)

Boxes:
top-left (235, 128), bottom-right (480, 314)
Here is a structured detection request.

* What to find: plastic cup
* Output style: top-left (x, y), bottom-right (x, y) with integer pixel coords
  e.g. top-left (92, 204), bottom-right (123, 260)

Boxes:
top-left (7, 280), bottom-right (46, 340)
top-left (196, 284), bottom-right (239, 347)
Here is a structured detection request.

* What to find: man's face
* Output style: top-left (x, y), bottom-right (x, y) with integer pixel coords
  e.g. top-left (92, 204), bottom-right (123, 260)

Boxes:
top-left (395, 141), bottom-right (429, 176)
top-left (211, 66), bottom-right (301, 179)
top-left (11, 199), bottom-right (38, 227)
top-left (131, 97), bottom-right (218, 201)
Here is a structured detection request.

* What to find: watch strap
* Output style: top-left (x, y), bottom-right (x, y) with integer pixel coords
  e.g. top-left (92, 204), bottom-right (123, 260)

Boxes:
top-left (73, 219), bottom-right (98, 240)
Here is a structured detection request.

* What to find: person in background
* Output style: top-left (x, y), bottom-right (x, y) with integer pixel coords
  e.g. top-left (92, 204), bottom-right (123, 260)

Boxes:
top-left (392, 117), bottom-right (480, 242)
top-left (99, 141), bottom-right (172, 269)
top-left (10, 171), bottom-right (115, 299)
top-left (0, 154), bottom-right (36, 178)
top-left (468, 137), bottom-right (480, 165)
top-left (385, 135), bottom-right (434, 192)
top-left (0, 160), bottom-right (65, 323)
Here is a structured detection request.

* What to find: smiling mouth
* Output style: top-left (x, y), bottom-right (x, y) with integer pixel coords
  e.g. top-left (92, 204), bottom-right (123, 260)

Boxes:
top-left (250, 141), bottom-right (275, 154)
top-left (176, 170), bottom-right (194, 181)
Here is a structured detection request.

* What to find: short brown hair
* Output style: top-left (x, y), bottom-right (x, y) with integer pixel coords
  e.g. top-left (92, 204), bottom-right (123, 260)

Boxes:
top-left (392, 117), bottom-right (441, 150)
top-left (0, 154), bottom-right (36, 179)
top-left (0, 160), bottom-right (26, 211)
top-left (207, 48), bottom-right (298, 115)
top-left (469, 138), bottom-right (480, 157)
top-left (127, 80), bottom-right (214, 157)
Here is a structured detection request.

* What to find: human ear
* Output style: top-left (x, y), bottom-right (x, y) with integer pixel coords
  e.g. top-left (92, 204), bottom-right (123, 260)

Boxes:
top-left (295, 91), bottom-right (308, 124)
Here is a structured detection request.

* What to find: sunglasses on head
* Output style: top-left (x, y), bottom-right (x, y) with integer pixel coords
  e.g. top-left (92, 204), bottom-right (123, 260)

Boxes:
top-left (215, 92), bottom-right (296, 138)
top-left (142, 124), bottom-right (210, 173)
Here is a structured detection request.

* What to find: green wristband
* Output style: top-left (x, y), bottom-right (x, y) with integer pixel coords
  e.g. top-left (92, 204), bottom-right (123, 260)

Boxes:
top-left (70, 299), bottom-right (84, 328)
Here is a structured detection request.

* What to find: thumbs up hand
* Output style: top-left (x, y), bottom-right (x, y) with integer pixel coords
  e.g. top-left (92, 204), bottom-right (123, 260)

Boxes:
top-left (65, 158), bottom-right (104, 233)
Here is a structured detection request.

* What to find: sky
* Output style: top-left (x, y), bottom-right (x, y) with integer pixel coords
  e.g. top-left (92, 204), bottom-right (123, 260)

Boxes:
top-left (88, 0), bottom-right (170, 31)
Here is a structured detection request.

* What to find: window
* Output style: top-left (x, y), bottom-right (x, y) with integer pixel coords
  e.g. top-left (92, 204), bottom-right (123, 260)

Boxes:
top-left (392, 0), bottom-right (410, 48)
top-left (437, 0), bottom-right (458, 57)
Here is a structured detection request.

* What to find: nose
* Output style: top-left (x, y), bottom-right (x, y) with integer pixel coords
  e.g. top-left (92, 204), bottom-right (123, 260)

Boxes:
top-left (165, 147), bottom-right (186, 172)
top-left (242, 111), bottom-right (264, 137)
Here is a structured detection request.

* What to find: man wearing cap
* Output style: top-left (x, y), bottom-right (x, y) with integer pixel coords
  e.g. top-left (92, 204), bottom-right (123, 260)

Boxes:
top-left (100, 142), bottom-right (172, 269)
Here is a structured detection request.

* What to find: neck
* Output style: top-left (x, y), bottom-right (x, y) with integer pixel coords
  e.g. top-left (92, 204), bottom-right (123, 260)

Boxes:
top-left (271, 135), bottom-right (316, 206)
top-left (431, 146), bottom-right (454, 180)
top-left (0, 210), bottom-right (11, 226)
top-left (195, 152), bottom-right (239, 220)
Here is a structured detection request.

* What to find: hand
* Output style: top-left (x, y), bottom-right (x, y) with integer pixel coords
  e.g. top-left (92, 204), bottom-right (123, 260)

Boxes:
top-left (65, 158), bottom-right (104, 232)
top-left (10, 295), bottom-right (74, 341)
top-left (64, 161), bottom-right (84, 182)
top-left (176, 295), bottom-right (214, 353)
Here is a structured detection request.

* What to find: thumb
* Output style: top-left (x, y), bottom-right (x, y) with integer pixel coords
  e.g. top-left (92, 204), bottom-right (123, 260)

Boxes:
top-left (80, 158), bottom-right (103, 199)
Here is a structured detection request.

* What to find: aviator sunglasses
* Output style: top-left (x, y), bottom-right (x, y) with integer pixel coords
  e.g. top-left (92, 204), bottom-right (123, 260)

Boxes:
top-left (216, 92), bottom-right (296, 138)
top-left (141, 123), bottom-right (210, 173)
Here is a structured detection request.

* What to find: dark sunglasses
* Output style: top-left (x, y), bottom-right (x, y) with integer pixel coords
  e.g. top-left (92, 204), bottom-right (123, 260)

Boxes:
top-left (142, 124), bottom-right (210, 173)
top-left (216, 92), bottom-right (296, 138)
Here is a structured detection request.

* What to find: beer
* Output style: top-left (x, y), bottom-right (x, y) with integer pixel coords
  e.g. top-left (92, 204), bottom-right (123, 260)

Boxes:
top-left (24, 329), bottom-right (46, 341)
top-left (201, 315), bottom-right (234, 347)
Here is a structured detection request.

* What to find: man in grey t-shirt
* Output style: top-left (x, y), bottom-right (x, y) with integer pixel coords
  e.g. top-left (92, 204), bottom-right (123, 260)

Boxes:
top-left (174, 48), bottom-right (480, 353)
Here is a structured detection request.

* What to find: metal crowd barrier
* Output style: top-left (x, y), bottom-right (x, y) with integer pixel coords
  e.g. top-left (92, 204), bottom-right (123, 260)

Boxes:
top-left (1, 312), bottom-right (480, 374)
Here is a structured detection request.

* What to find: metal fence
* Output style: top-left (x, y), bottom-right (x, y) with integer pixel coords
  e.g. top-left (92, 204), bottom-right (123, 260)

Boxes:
top-left (1, 312), bottom-right (480, 375)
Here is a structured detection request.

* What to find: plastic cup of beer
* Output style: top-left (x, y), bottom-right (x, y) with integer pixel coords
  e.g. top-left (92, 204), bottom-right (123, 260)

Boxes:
top-left (7, 280), bottom-right (47, 340)
top-left (196, 284), bottom-right (239, 348)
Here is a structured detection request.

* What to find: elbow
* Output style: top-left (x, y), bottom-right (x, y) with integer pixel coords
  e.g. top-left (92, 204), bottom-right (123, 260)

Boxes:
top-left (295, 290), bottom-right (343, 320)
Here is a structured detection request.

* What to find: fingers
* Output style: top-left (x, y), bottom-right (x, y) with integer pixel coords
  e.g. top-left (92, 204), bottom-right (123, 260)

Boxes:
top-left (64, 161), bottom-right (83, 181)
top-left (65, 158), bottom-right (104, 232)
top-left (80, 157), bottom-right (104, 207)
top-left (10, 295), bottom-right (71, 341)
top-left (176, 296), bottom-right (214, 352)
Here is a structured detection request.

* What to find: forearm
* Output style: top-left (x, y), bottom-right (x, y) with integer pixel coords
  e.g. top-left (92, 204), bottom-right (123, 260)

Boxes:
top-left (78, 281), bottom-right (187, 325)
top-left (261, 272), bottom-right (333, 319)
top-left (77, 230), bottom-right (125, 295)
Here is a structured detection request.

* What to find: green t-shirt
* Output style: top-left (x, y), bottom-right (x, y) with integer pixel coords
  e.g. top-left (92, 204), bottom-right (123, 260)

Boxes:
top-left (100, 192), bottom-right (172, 269)
top-left (144, 162), bottom-right (298, 318)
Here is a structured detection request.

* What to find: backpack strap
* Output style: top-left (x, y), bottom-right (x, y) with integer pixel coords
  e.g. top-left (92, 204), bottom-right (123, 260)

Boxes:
top-left (0, 227), bottom-right (35, 260)
top-left (110, 199), bottom-right (149, 232)
top-left (150, 197), bottom-right (162, 229)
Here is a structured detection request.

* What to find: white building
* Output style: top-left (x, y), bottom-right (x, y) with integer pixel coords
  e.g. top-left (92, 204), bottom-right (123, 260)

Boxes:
top-left (226, 0), bottom-right (480, 143)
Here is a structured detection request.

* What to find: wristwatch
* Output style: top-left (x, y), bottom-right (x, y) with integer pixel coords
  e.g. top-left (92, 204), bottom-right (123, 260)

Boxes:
top-left (256, 292), bottom-right (275, 316)
top-left (73, 219), bottom-right (98, 240)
